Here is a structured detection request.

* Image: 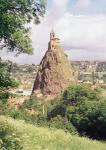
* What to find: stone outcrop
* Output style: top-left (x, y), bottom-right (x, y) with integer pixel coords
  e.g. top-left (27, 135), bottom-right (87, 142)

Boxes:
top-left (32, 31), bottom-right (74, 99)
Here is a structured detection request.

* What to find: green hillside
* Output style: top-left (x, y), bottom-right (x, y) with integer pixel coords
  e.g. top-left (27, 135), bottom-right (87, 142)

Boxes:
top-left (0, 116), bottom-right (106, 150)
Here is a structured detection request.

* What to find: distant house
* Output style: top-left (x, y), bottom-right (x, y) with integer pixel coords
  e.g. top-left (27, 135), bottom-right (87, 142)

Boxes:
top-left (17, 89), bottom-right (24, 93)
top-left (98, 80), bottom-right (104, 84)
top-left (23, 90), bottom-right (32, 96)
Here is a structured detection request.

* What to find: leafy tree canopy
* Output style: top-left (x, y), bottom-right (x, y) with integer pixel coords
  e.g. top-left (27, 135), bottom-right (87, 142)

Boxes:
top-left (0, 61), bottom-right (19, 100)
top-left (0, 62), bottom-right (18, 88)
top-left (0, 0), bottom-right (46, 54)
top-left (63, 84), bottom-right (101, 106)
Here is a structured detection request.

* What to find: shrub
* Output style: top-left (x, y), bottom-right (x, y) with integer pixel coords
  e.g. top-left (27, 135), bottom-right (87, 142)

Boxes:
top-left (48, 115), bottom-right (78, 134)
top-left (47, 84), bottom-right (105, 139)
top-left (63, 84), bottom-right (101, 106)
top-left (62, 84), bottom-right (106, 139)
top-left (47, 104), bottom-right (66, 120)
top-left (0, 119), bottom-right (23, 149)
top-left (23, 96), bottom-right (43, 113)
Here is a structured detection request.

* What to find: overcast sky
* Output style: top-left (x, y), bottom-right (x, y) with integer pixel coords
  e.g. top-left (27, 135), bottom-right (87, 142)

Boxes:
top-left (1, 0), bottom-right (106, 64)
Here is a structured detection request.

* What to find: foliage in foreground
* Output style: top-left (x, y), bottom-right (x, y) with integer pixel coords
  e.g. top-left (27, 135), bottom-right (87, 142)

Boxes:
top-left (0, 116), bottom-right (106, 150)
top-left (1, 82), bottom-right (106, 140)
top-left (0, 117), bottom-right (23, 150)
top-left (0, 0), bottom-right (46, 54)
top-left (47, 84), bottom-right (106, 139)
top-left (0, 61), bottom-right (18, 99)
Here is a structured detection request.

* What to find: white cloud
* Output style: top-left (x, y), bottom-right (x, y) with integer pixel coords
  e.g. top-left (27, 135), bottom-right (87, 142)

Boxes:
top-left (74, 0), bottom-right (92, 10)
top-left (29, 10), bottom-right (106, 63)
top-left (56, 14), bottom-right (106, 51)
top-left (1, 0), bottom-right (106, 64)
top-left (46, 0), bottom-right (69, 26)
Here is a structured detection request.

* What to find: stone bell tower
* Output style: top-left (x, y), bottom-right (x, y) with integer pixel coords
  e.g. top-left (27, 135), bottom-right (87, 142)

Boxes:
top-left (50, 30), bottom-right (55, 40)
top-left (48, 30), bottom-right (60, 50)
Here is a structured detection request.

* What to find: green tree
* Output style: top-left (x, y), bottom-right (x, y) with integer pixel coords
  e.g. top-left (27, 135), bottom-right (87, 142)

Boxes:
top-left (48, 84), bottom-right (104, 139)
top-left (0, 62), bottom-right (18, 88)
top-left (63, 84), bottom-right (101, 106)
top-left (0, 0), bottom-right (46, 54)
top-left (62, 84), bottom-right (105, 139)
top-left (48, 115), bottom-right (77, 134)
top-left (70, 99), bottom-right (101, 138)
top-left (82, 99), bottom-right (106, 139)
top-left (0, 62), bottom-right (18, 101)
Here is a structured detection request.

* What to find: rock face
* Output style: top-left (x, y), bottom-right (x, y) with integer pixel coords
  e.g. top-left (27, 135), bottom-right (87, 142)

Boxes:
top-left (32, 31), bottom-right (74, 99)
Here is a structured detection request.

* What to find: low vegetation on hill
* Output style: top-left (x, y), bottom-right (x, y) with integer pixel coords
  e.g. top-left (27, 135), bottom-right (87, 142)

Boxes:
top-left (0, 116), bottom-right (106, 150)
top-left (1, 60), bottom-right (106, 149)
top-left (1, 79), bottom-right (106, 140)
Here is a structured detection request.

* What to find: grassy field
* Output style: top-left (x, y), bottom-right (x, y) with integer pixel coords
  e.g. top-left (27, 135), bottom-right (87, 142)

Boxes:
top-left (0, 116), bottom-right (106, 150)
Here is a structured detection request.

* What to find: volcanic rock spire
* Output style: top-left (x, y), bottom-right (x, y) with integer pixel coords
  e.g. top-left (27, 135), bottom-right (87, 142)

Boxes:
top-left (32, 31), bottom-right (74, 99)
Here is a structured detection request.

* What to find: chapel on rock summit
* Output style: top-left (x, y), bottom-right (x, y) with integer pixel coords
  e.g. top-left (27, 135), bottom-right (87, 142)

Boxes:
top-left (32, 31), bottom-right (74, 99)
